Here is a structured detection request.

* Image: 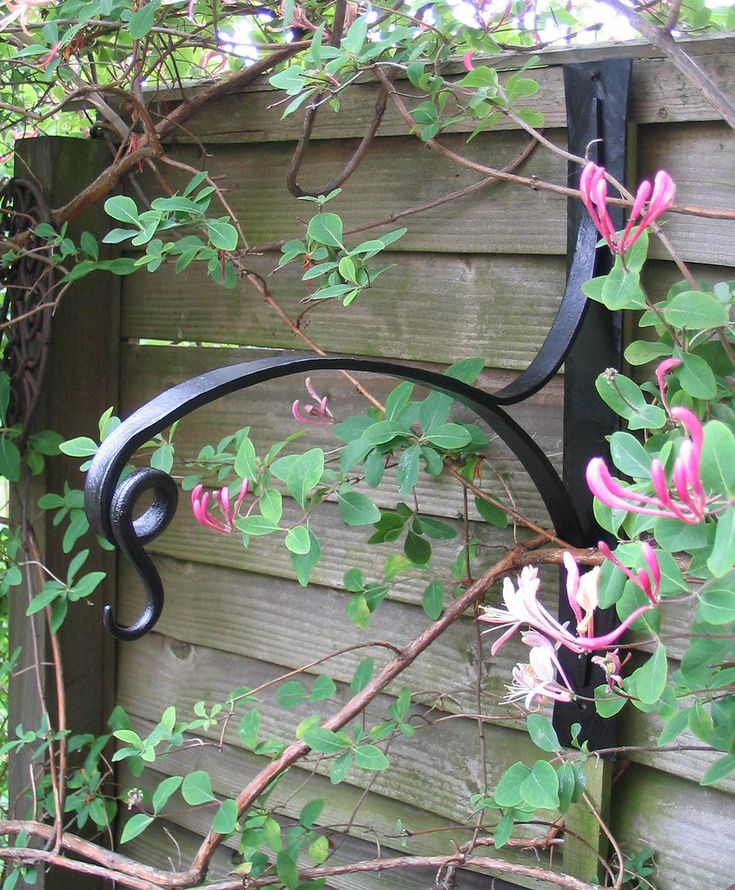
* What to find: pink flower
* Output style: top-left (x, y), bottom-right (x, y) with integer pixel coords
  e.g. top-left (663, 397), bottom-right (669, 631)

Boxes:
top-left (563, 552), bottom-right (600, 636)
top-left (481, 546), bottom-right (663, 656)
top-left (597, 540), bottom-right (660, 604)
top-left (191, 480), bottom-right (249, 534)
top-left (579, 162), bottom-right (676, 256)
top-left (586, 407), bottom-right (706, 524)
top-left (463, 51), bottom-right (475, 71)
top-left (505, 643), bottom-right (574, 711)
top-left (656, 357), bottom-right (682, 415)
top-left (591, 648), bottom-right (630, 691)
top-left (292, 377), bottom-right (334, 425)
top-left (0, 0), bottom-right (55, 34)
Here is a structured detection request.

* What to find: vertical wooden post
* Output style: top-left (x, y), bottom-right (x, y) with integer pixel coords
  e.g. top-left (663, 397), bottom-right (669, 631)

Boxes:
top-left (8, 136), bottom-right (120, 889)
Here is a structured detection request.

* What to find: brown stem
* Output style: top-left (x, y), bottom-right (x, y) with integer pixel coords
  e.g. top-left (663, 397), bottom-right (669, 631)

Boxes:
top-left (189, 535), bottom-right (548, 879)
top-left (203, 851), bottom-right (599, 889)
top-left (286, 74), bottom-right (395, 198)
top-left (599, 0), bottom-right (735, 131)
top-left (235, 265), bottom-right (385, 411)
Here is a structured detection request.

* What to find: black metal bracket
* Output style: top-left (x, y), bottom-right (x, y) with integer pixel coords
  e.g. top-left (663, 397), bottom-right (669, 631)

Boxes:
top-left (83, 60), bottom-right (632, 752)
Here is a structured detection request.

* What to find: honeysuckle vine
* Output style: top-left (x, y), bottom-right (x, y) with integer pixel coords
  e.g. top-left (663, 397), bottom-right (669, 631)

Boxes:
top-left (0, 4), bottom-right (734, 890)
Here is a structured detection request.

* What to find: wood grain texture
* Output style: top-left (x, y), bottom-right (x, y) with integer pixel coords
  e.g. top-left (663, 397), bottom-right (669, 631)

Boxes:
top-left (119, 343), bottom-right (562, 523)
top-left (116, 633), bottom-right (566, 842)
top-left (611, 763), bottom-right (735, 890)
top-left (115, 555), bottom-right (731, 793)
top-left (149, 38), bottom-right (735, 144)
top-left (118, 754), bottom-right (533, 890)
top-left (121, 251), bottom-right (567, 370)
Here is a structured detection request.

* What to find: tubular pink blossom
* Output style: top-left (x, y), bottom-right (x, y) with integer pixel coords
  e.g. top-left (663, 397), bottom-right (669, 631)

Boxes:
top-left (598, 540), bottom-right (660, 605)
top-left (191, 480), bottom-right (249, 534)
top-left (463, 51), bottom-right (475, 71)
top-left (656, 358), bottom-right (682, 414)
top-left (292, 378), bottom-right (334, 425)
top-left (563, 552), bottom-right (584, 628)
top-left (579, 162), bottom-right (675, 255)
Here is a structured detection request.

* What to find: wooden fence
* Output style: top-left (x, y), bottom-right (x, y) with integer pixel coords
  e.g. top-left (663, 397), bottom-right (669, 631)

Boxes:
top-left (10, 35), bottom-right (735, 890)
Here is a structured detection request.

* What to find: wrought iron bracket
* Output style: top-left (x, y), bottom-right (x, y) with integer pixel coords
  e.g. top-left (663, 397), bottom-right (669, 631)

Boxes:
top-left (83, 60), bottom-right (632, 753)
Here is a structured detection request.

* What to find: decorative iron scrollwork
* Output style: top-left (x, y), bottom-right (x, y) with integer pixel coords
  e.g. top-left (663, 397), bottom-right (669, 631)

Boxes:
top-left (83, 60), bottom-right (632, 752)
top-left (0, 179), bottom-right (57, 449)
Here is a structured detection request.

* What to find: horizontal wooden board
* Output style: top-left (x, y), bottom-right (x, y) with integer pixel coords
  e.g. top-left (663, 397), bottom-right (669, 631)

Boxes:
top-left (116, 555), bottom-right (730, 793)
top-left (121, 252), bottom-right (567, 370)
top-left (119, 743), bottom-right (536, 889)
top-left (116, 632), bottom-right (552, 827)
top-left (149, 38), bottom-right (735, 143)
top-left (119, 343), bottom-right (561, 523)
top-left (611, 763), bottom-right (735, 889)
top-left (131, 129), bottom-right (569, 257)
top-left (131, 119), bottom-right (735, 265)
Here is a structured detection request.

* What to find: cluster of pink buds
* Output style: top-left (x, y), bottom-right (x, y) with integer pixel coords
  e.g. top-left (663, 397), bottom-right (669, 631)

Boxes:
top-left (587, 362), bottom-right (707, 525)
top-left (280, 0), bottom-right (357, 37)
top-left (292, 378), bottom-right (334, 425)
top-left (579, 162), bottom-right (676, 256)
top-left (191, 480), bottom-right (249, 534)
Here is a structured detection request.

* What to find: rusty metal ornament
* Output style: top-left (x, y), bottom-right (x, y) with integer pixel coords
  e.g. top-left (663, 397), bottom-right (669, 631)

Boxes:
top-left (0, 178), bottom-right (57, 449)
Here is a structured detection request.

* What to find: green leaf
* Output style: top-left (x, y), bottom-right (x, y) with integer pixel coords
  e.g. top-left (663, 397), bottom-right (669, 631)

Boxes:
top-left (396, 443), bottom-right (420, 497)
top-left (234, 436), bottom-right (258, 480)
top-left (595, 373), bottom-right (666, 430)
top-left (354, 745), bottom-right (389, 771)
top-left (350, 658), bottom-right (374, 694)
top-left (662, 291), bottom-right (729, 330)
top-left (609, 432), bottom-right (650, 479)
top-left (337, 490), bottom-right (380, 526)
top-left (309, 834), bottom-right (329, 864)
top-left (445, 357), bottom-right (485, 384)
top-left (236, 515), bottom-right (281, 536)
top-left (679, 352), bottom-right (717, 400)
top-left (519, 760), bottom-right (559, 810)
top-left (708, 508), bottom-right (735, 577)
top-left (362, 421), bottom-right (406, 446)
top-left (299, 798), bottom-right (324, 828)
top-left (310, 674), bottom-right (336, 702)
top-left (629, 643), bottom-right (667, 705)
top-left (205, 218), bottom-right (239, 251)
top-left (303, 727), bottom-right (351, 755)
top-left (291, 529), bottom-right (321, 587)
top-left (474, 496), bottom-right (508, 528)
top-left (422, 580), bottom-right (444, 619)
top-left (307, 213), bottom-right (343, 248)
top-left (129, 0), bottom-right (161, 36)
top-left (526, 715), bottom-right (561, 753)
top-left (494, 762), bottom-right (532, 807)
top-left (120, 813), bottom-right (153, 844)
top-left (493, 810), bottom-right (514, 849)
top-left (276, 850), bottom-right (299, 890)
top-left (181, 771), bottom-right (216, 805)
top-left (594, 684), bottom-right (627, 717)
top-left (286, 449), bottom-right (324, 508)
top-left (697, 572), bottom-right (735, 625)
top-left (0, 436), bottom-right (21, 482)
top-left (700, 753), bottom-right (735, 786)
top-left (59, 436), bottom-right (98, 458)
top-left (330, 751), bottom-right (353, 784)
top-left (212, 799), bottom-right (238, 835)
top-left (404, 530), bottom-right (431, 565)
top-left (285, 525), bottom-right (311, 554)
top-left (384, 381), bottom-right (414, 420)
top-left (104, 196), bottom-right (140, 227)
top-left (701, 421), bottom-right (735, 497)
top-left (276, 681), bottom-right (306, 708)
top-left (624, 340), bottom-right (671, 366)
top-left (424, 423), bottom-right (471, 449)
top-left (239, 709), bottom-right (260, 749)
top-left (152, 776), bottom-right (182, 815)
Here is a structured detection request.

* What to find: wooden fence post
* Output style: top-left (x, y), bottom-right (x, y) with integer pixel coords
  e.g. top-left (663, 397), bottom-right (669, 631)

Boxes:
top-left (8, 136), bottom-right (120, 889)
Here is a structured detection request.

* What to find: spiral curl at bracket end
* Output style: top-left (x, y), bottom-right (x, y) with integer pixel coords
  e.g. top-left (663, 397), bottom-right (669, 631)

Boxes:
top-left (104, 468), bottom-right (179, 640)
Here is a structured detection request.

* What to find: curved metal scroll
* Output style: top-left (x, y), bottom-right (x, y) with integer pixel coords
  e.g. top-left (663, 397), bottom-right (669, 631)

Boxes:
top-left (83, 58), bottom-right (632, 642)
top-left (85, 354), bottom-right (586, 640)
top-left (0, 179), bottom-right (57, 449)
